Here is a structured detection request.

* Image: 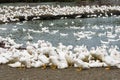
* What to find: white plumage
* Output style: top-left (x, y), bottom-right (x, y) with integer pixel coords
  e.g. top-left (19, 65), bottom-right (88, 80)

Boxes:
top-left (8, 61), bottom-right (21, 67)
top-left (74, 59), bottom-right (90, 69)
top-left (0, 36), bottom-right (120, 69)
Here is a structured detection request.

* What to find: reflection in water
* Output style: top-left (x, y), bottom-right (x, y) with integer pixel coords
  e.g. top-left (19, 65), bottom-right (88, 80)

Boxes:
top-left (0, 16), bottom-right (120, 49)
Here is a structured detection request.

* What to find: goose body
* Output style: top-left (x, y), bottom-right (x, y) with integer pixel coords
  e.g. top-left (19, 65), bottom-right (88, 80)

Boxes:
top-left (38, 54), bottom-right (49, 65)
top-left (24, 33), bottom-right (33, 41)
top-left (31, 60), bottom-right (43, 68)
top-left (103, 55), bottom-right (120, 67)
top-left (0, 55), bottom-right (9, 64)
top-left (74, 59), bottom-right (90, 69)
top-left (8, 61), bottom-right (21, 67)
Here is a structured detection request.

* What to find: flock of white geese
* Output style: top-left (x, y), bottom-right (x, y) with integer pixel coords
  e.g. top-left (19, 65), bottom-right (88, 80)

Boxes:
top-left (0, 36), bottom-right (120, 70)
top-left (0, 5), bottom-right (120, 23)
top-left (0, 4), bottom-right (120, 71)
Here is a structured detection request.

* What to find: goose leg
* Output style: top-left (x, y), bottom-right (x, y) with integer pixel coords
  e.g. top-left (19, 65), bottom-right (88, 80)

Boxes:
top-left (76, 67), bottom-right (82, 72)
top-left (105, 66), bottom-right (111, 70)
top-left (41, 64), bottom-right (47, 69)
top-left (69, 63), bottom-right (73, 67)
top-left (50, 64), bottom-right (57, 70)
top-left (18, 64), bottom-right (25, 69)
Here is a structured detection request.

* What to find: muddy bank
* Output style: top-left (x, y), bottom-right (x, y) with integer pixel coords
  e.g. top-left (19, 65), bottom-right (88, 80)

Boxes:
top-left (0, 65), bottom-right (120, 80)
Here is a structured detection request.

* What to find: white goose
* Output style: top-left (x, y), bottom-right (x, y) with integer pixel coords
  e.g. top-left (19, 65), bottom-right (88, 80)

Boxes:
top-left (65, 51), bottom-right (75, 67)
top-left (38, 54), bottom-right (49, 69)
top-left (55, 49), bottom-right (68, 69)
top-left (102, 55), bottom-right (120, 69)
top-left (0, 55), bottom-right (9, 64)
top-left (31, 60), bottom-right (43, 68)
top-left (26, 45), bottom-right (36, 55)
top-left (49, 23), bottom-right (54, 26)
top-left (49, 56), bottom-right (59, 69)
top-left (109, 46), bottom-right (120, 61)
top-left (8, 61), bottom-right (22, 68)
top-left (74, 59), bottom-right (90, 71)
top-left (26, 32), bottom-right (33, 41)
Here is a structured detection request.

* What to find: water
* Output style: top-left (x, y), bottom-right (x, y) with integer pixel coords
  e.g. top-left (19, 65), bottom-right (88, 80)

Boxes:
top-left (0, 2), bottom-right (76, 7)
top-left (0, 16), bottom-right (120, 49)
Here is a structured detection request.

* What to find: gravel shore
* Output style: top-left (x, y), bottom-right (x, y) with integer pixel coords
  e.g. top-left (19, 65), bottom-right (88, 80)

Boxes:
top-left (0, 65), bottom-right (120, 80)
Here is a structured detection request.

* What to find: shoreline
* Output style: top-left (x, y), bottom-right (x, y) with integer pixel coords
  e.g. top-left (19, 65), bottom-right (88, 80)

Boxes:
top-left (0, 65), bottom-right (120, 80)
top-left (0, 5), bottom-right (120, 24)
top-left (0, 1), bottom-right (120, 5)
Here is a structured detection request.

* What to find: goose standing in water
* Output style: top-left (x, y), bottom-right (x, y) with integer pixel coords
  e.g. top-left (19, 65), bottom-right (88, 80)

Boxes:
top-left (24, 32), bottom-right (33, 41)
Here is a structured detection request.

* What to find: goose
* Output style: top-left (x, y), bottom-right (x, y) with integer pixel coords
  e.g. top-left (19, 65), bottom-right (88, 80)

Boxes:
top-left (77, 53), bottom-right (89, 62)
top-left (75, 15), bottom-right (81, 18)
top-left (90, 47), bottom-right (108, 62)
top-left (0, 55), bottom-right (9, 64)
top-left (100, 40), bottom-right (109, 44)
top-left (89, 60), bottom-right (106, 68)
top-left (108, 38), bottom-right (120, 42)
top-left (31, 60), bottom-right (43, 68)
top-left (60, 33), bottom-right (68, 37)
top-left (19, 56), bottom-right (32, 68)
top-left (57, 43), bottom-right (66, 51)
top-left (109, 46), bottom-right (120, 61)
top-left (55, 49), bottom-right (68, 69)
top-left (0, 27), bottom-right (7, 31)
top-left (49, 56), bottom-right (59, 69)
top-left (38, 54), bottom-right (49, 69)
top-left (57, 60), bottom-right (68, 69)
top-left (41, 27), bottom-right (49, 33)
top-left (65, 51), bottom-right (74, 67)
top-left (8, 49), bottom-right (21, 62)
top-left (74, 59), bottom-right (90, 71)
top-left (37, 45), bottom-right (53, 56)
top-left (26, 32), bottom-right (33, 41)
top-left (103, 55), bottom-right (120, 70)
top-left (8, 61), bottom-right (22, 68)
top-left (49, 23), bottom-right (54, 26)
top-left (39, 22), bottom-right (43, 27)
top-left (26, 45), bottom-right (36, 55)
top-left (50, 56), bottom-right (68, 69)
top-left (71, 21), bottom-right (75, 24)
top-left (60, 17), bottom-right (64, 19)
top-left (11, 43), bottom-right (23, 49)
top-left (6, 37), bottom-right (16, 46)
top-left (106, 31), bottom-right (117, 38)
top-left (0, 51), bottom-right (13, 61)
top-left (49, 30), bottom-right (59, 34)
top-left (48, 48), bottom-right (58, 57)
top-left (74, 46), bottom-right (90, 62)
top-left (64, 22), bottom-right (68, 25)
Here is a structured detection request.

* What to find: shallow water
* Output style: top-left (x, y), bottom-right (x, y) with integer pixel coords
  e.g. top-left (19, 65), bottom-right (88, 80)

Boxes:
top-left (0, 2), bottom-right (76, 7)
top-left (0, 16), bottom-right (120, 49)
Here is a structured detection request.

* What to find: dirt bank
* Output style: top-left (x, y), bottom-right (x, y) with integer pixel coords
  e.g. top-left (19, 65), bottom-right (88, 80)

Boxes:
top-left (0, 65), bottom-right (120, 80)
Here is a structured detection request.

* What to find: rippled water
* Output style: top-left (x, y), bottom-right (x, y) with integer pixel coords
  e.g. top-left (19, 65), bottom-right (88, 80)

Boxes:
top-left (0, 2), bottom-right (76, 7)
top-left (0, 16), bottom-right (120, 49)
